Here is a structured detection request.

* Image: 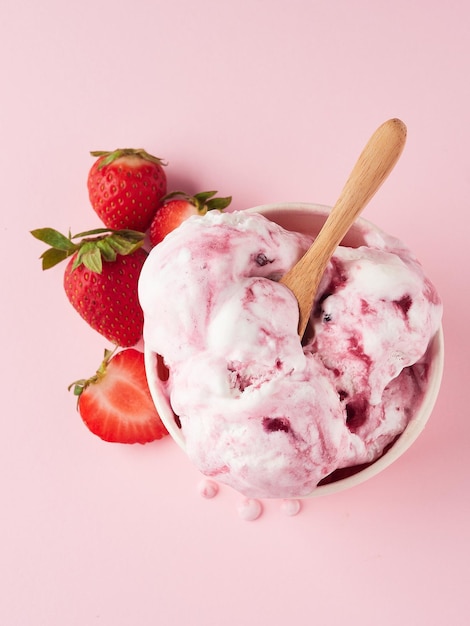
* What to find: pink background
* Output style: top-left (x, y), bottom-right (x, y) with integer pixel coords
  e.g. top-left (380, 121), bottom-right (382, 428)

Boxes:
top-left (2, 1), bottom-right (469, 624)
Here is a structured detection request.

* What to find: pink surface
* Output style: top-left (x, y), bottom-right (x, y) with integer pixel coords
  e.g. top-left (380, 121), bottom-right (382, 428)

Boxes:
top-left (1, 1), bottom-right (468, 625)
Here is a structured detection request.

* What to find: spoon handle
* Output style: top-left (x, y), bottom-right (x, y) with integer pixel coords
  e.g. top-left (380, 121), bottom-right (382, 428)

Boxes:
top-left (280, 118), bottom-right (407, 337)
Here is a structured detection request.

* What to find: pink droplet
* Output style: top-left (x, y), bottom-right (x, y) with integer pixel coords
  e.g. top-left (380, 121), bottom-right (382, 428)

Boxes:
top-left (198, 479), bottom-right (219, 499)
top-left (237, 498), bottom-right (263, 521)
top-left (280, 499), bottom-right (302, 516)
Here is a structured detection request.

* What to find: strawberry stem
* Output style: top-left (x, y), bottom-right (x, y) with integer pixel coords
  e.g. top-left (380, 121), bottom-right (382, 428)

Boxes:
top-left (68, 346), bottom-right (119, 398)
top-left (90, 148), bottom-right (167, 169)
top-left (31, 227), bottom-right (146, 271)
top-left (160, 190), bottom-right (232, 213)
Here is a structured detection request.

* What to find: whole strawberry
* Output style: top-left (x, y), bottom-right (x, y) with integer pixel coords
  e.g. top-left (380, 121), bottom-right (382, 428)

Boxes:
top-left (87, 148), bottom-right (167, 232)
top-left (31, 227), bottom-right (147, 347)
top-left (69, 348), bottom-right (168, 444)
top-left (149, 190), bottom-right (232, 247)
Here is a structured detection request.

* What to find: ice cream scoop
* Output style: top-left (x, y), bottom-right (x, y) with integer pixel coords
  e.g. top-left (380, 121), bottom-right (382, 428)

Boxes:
top-left (280, 118), bottom-right (407, 337)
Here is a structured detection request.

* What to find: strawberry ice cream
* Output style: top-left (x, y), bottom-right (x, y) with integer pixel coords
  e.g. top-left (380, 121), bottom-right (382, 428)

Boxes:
top-left (138, 209), bottom-right (442, 498)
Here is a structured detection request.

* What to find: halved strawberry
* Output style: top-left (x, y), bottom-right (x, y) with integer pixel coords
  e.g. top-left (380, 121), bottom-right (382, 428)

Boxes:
top-left (149, 190), bottom-right (232, 247)
top-left (69, 348), bottom-right (168, 444)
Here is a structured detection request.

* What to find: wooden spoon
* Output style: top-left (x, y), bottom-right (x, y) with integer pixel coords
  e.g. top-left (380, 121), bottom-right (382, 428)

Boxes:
top-left (280, 118), bottom-right (407, 338)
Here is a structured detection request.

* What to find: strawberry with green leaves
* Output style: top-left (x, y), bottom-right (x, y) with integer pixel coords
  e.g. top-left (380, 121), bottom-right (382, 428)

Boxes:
top-left (149, 190), bottom-right (232, 247)
top-left (87, 148), bottom-right (167, 232)
top-left (70, 348), bottom-right (168, 444)
top-left (31, 227), bottom-right (147, 347)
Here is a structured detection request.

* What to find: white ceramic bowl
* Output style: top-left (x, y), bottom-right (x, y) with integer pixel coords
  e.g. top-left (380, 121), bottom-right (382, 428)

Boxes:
top-left (144, 203), bottom-right (444, 497)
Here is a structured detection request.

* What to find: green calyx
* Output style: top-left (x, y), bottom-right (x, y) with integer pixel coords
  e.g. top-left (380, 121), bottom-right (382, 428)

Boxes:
top-left (163, 190), bottom-right (232, 213)
top-left (90, 148), bottom-right (167, 170)
top-left (30, 226), bottom-right (145, 272)
top-left (68, 347), bottom-right (117, 398)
